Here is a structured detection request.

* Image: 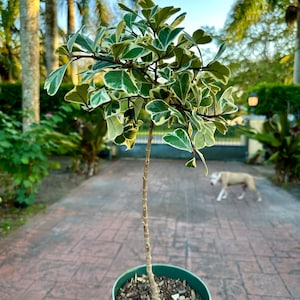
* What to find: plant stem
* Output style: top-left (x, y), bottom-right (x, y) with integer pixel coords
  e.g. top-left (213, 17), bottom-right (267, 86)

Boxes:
top-left (142, 120), bottom-right (160, 300)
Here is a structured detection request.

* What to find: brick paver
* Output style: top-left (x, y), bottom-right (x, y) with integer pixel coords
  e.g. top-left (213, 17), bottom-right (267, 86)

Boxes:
top-left (0, 158), bottom-right (299, 300)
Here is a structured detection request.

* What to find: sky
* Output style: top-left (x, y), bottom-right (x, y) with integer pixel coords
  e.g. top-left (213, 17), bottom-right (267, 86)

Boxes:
top-left (154, 0), bottom-right (235, 33)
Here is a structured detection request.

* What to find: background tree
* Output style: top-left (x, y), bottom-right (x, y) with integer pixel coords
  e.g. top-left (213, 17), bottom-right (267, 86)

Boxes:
top-left (19, 0), bottom-right (40, 130)
top-left (224, 0), bottom-right (300, 83)
top-left (45, 0), bottom-right (59, 75)
top-left (0, 0), bottom-right (20, 81)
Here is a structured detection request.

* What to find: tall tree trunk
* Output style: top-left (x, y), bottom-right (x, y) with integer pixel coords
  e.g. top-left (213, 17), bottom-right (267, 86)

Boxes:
top-left (45, 0), bottom-right (59, 75)
top-left (293, 0), bottom-right (300, 83)
top-left (19, 0), bottom-right (40, 131)
top-left (67, 0), bottom-right (78, 84)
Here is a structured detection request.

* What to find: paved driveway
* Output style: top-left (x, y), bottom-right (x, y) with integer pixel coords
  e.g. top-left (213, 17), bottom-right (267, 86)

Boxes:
top-left (0, 159), bottom-right (299, 300)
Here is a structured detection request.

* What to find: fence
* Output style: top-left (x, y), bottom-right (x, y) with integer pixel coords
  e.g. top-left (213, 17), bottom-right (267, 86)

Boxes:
top-left (116, 127), bottom-right (248, 161)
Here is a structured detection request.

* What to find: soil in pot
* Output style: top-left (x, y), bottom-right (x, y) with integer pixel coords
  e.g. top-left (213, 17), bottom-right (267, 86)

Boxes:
top-left (116, 274), bottom-right (203, 300)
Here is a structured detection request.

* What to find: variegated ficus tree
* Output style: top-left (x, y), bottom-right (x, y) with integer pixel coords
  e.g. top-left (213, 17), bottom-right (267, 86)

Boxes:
top-left (44, 0), bottom-right (237, 298)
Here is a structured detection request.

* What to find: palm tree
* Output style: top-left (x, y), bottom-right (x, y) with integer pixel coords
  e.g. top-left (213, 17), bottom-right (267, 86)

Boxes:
top-left (225, 0), bottom-right (300, 84)
top-left (19, 0), bottom-right (40, 130)
top-left (45, 0), bottom-right (59, 75)
top-left (285, 1), bottom-right (300, 83)
top-left (0, 0), bottom-right (20, 81)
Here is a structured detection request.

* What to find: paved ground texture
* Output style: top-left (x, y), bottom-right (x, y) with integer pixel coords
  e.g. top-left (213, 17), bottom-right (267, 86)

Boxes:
top-left (0, 158), bottom-right (299, 300)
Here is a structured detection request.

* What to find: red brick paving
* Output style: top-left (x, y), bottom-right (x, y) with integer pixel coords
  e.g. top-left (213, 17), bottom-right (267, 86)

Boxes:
top-left (0, 159), bottom-right (299, 300)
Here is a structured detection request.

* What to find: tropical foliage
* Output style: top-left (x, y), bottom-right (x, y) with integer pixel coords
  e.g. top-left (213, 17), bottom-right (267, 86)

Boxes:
top-left (224, 0), bottom-right (300, 84)
top-left (240, 112), bottom-right (300, 184)
top-left (0, 110), bottom-right (80, 206)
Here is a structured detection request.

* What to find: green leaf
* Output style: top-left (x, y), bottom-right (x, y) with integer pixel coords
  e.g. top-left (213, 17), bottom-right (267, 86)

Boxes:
top-left (185, 157), bottom-right (197, 168)
top-left (146, 99), bottom-right (171, 125)
top-left (214, 119), bottom-right (228, 135)
top-left (92, 60), bottom-right (121, 72)
top-left (64, 84), bottom-right (90, 104)
top-left (195, 149), bottom-right (208, 175)
top-left (118, 2), bottom-right (138, 14)
top-left (67, 27), bottom-right (82, 52)
top-left (171, 12), bottom-right (186, 28)
top-left (139, 0), bottom-right (156, 9)
top-left (172, 72), bottom-right (191, 104)
top-left (219, 87), bottom-right (238, 114)
top-left (157, 27), bottom-right (184, 50)
top-left (205, 61), bottom-right (231, 85)
top-left (111, 41), bottom-right (130, 59)
top-left (193, 122), bottom-right (216, 149)
top-left (106, 116), bottom-right (123, 140)
top-left (134, 20), bottom-right (148, 35)
top-left (149, 87), bottom-right (172, 101)
top-left (169, 107), bottom-right (185, 124)
top-left (75, 34), bottom-right (94, 52)
top-left (93, 27), bottom-right (107, 51)
top-left (104, 70), bottom-right (138, 95)
top-left (130, 69), bottom-right (152, 97)
top-left (192, 29), bottom-right (212, 44)
top-left (55, 45), bottom-right (69, 57)
top-left (121, 44), bottom-right (149, 60)
top-left (132, 98), bottom-right (144, 120)
top-left (163, 128), bottom-right (193, 152)
top-left (105, 100), bottom-right (120, 117)
top-left (44, 63), bottom-right (70, 96)
top-left (152, 6), bottom-right (181, 30)
top-left (115, 19), bottom-right (126, 42)
top-left (124, 13), bottom-right (138, 29)
top-left (173, 47), bottom-right (191, 69)
top-left (89, 88), bottom-right (111, 108)
top-left (211, 42), bottom-right (226, 63)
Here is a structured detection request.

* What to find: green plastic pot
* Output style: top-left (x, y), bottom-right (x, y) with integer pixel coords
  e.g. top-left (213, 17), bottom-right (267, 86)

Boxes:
top-left (112, 263), bottom-right (211, 300)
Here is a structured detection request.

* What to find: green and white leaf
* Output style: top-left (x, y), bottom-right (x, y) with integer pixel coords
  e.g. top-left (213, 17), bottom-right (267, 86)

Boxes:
top-left (89, 88), bottom-right (111, 108)
top-left (106, 115), bottom-right (123, 140)
top-left (205, 61), bottom-right (231, 85)
top-left (171, 72), bottom-right (191, 104)
top-left (64, 84), bottom-right (90, 104)
top-left (44, 63), bottom-right (70, 96)
top-left (163, 128), bottom-right (193, 152)
top-left (146, 100), bottom-right (171, 126)
top-left (104, 70), bottom-right (138, 95)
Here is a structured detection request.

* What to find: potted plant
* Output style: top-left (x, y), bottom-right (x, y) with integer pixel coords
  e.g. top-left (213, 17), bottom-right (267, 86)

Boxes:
top-left (44, 0), bottom-right (237, 298)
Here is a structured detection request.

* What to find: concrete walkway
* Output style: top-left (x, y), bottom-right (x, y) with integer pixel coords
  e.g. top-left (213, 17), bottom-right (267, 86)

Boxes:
top-left (0, 158), bottom-right (299, 300)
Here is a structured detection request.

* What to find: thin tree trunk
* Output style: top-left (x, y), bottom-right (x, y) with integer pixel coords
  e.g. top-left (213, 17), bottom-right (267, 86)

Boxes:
top-left (67, 0), bottom-right (78, 84)
top-left (142, 121), bottom-right (160, 300)
top-left (293, 0), bottom-right (300, 83)
top-left (19, 0), bottom-right (40, 131)
top-left (45, 0), bottom-right (59, 75)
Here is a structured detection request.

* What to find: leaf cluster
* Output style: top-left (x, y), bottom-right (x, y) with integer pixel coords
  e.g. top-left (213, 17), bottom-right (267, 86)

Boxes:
top-left (44, 0), bottom-right (237, 169)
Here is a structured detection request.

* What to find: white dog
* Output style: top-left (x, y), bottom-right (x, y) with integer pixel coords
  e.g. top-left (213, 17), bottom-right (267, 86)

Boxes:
top-left (210, 171), bottom-right (262, 202)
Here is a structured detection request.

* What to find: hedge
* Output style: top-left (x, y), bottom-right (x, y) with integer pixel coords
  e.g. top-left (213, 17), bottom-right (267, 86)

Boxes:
top-left (0, 82), bottom-right (74, 115)
top-left (249, 83), bottom-right (300, 117)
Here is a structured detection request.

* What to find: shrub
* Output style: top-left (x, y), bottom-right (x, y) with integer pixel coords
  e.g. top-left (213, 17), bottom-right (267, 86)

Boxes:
top-left (0, 110), bottom-right (80, 206)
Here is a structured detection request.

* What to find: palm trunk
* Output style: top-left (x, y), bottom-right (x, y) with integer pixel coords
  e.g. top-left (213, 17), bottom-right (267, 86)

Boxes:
top-left (45, 0), bottom-right (59, 75)
top-left (142, 120), bottom-right (160, 300)
top-left (67, 0), bottom-right (78, 84)
top-left (19, 0), bottom-right (40, 131)
top-left (293, 0), bottom-right (300, 83)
